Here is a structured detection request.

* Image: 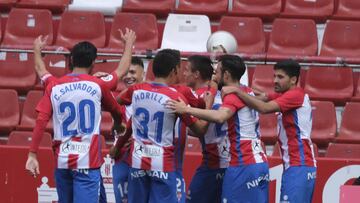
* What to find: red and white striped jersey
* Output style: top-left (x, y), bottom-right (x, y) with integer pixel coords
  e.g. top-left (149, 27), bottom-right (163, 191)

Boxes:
top-left (196, 88), bottom-right (230, 169)
top-left (120, 82), bottom-right (195, 172)
top-left (36, 74), bottom-right (122, 169)
top-left (269, 87), bottom-right (317, 169)
top-left (221, 86), bottom-right (267, 167)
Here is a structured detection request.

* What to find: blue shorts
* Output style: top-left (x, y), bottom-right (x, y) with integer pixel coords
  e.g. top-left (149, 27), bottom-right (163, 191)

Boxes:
top-left (99, 176), bottom-right (107, 203)
top-left (55, 168), bottom-right (100, 203)
top-left (280, 166), bottom-right (316, 203)
top-left (112, 161), bottom-right (129, 203)
top-left (186, 166), bottom-right (226, 203)
top-left (175, 170), bottom-right (186, 203)
top-left (222, 163), bottom-right (269, 203)
top-left (127, 168), bottom-right (177, 203)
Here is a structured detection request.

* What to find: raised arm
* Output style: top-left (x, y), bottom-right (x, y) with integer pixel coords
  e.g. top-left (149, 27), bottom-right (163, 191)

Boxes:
top-left (33, 35), bottom-right (50, 78)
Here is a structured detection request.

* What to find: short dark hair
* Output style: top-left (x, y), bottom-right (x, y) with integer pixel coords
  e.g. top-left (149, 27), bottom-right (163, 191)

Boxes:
top-left (218, 55), bottom-right (246, 81)
top-left (274, 59), bottom-right (300, 83)
top-left (188, 55), bottom-right (213, 81)
top-left (158, 49), bottom-right (181, 66)
top-left (131, 56), bottom-right (144, 68)
top-left (70, 41), bottom-right (97, 69)
top-left (152, 52), bottom-right (178, 78)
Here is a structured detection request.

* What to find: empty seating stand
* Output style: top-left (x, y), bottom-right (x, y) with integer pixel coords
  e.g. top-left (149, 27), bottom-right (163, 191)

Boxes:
top-left (7, 131), bottom-right (52, 147)
top-left (55, 11), bottom-right (106, 49)
top-left (325, 143), bottom-right (360, 159)
top-left (310, 101), bottom-right (337, 148)
top-left (337, 102), bottom-right (360, 144)
top-left (0, 89), bottom-right (19, 134)
top-left (0, 0), bottom-right (17, 11)
top-left (333, 0), bottom-right (360, 21)
top-left (105, 13), bottom-right (158, 52)
top-left (218, 16), bottom-right (266, 58)
top-left (68, 0), bottom-right (123, 16)
top-left (2, 8), bottom-right (53, 49)
top-left (259, 113), bottom-right (278, 145)
top-left (267, 18), bottom-right (318, 61)
top-left (122, 0), bottom-right (175, 17)
top-left (281, 0), bottom-right (334, 22)
top-left (251, 65), bottom-right (275, 94)
top-left (176, 0), bottom-right (228, 19)
top-left (304, 67), bottom-right (353, 105)
top-left (16, 0), bottom-right (71, 14)
top-left (230, 0), bottom-right (282, 22)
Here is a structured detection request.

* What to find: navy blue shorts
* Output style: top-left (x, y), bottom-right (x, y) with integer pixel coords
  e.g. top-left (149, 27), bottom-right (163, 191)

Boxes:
top-left (112, 161), bottom-right (129, 203)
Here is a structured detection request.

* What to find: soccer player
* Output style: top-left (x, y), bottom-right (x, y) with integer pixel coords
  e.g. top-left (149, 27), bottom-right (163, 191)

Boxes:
top-left (116, 51), bottom-right (205, 203)
top-left (166, 55), bottom-right (269, 203)
top-left (222, 59), bottom-right (317, 203)
top-left (25, 41), bottom-right (124, 203)
top-left (182, 55), bottom-right (228, 203)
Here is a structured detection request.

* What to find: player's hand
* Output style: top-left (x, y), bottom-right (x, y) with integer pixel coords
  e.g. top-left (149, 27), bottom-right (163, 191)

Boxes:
top-left (25, 152), bottom-right (40, 178)
top-left (120, 28), bottom-right (136, 47)
top-left (165, 98), bottom-right (188, 114)
top-left (221, 86), bottom-right (240, 98)
top-left (203, 91), bottom-right (215, 110)
top-left (93, 71), bottom-right (109, 78)
top-left (33, 35), bottom-right (48, 52)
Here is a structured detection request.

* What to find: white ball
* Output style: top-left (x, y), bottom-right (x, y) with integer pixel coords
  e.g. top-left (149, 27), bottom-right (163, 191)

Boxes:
top-left (207, 31), bottom-right (238, 54)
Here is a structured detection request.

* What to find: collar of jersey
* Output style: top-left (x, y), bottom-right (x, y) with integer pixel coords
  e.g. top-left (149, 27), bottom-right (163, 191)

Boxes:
top-left (149, 82), bottom-right (168, 87)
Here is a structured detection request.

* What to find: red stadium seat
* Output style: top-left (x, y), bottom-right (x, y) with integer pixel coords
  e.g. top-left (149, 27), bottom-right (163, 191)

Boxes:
top-left (0, 0), bottom-right (17, 11)
top-left (325, 143), bottom-right (360, 158)
top-left (106, 13), bottom-right (158, 51)
top-left (121, 0), bottom-right (175, 17)
top-left (16, 0), bottom-right (70, 14)
top-left (304, 67), bottom-right (353, 105)
top-left (310, 101), bottom-right (337, 148)
top-left (272, 142), bottom-right (319, 157)
top-left (0, 89), bottom-right (19, 134)
top-left (333, 0), bottom-right (360, 20)
top-left (218, 16), bottom-right (266, 56)
top-left (100, 111), bottom-right (114, 140)
top-left (230, 0), bottom-right (282, 21)
top-left (56, 11), bottom-right (106, 49)
top-left (352, 76), bottom-right (360, 102)
top-left (0, 52), bottom-right (36, 93)
top-left (176, 0), bottom-right (228, 18)
top-left (320, 20), bottom-right (360, 59)
top-left (337, 102), bottom-right (360, 144)
top-left (2, 8), bottom-right (53, 49)
top-left (7, 131), bottom-right (52, 147)
top-left (186, 137), bottom-right (202, 153)
top-left (281, 0), bottom-right (334, 22)
top-left (259, 113), bottom-right (277, 145)
top-left (17, 90), bottom-right (53, 132)
top-left (251, 65), bottom-right (275, 94)
top-left (267, 18), bottom-right (318, 59)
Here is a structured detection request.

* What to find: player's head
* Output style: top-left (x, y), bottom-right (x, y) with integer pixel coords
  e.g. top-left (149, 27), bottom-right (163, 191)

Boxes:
top-left (152, 51), bottom-right (179, 84)
top-left (123, 56), bottom-right (144, 87)
top-left (216, 55), bottom-right (246, 88)
top-left (157, 49), bottom-right (181, 83)
top-left (184, 55), bottom-right (213, 88)
top-left (70, 41), bottom-right (97, 71)
top-left (273, 59), bottom-right (300, 93)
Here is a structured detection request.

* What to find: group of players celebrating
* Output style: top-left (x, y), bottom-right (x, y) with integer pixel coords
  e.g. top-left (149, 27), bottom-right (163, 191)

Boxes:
top-left (25, 28), bottom-right (317, 203)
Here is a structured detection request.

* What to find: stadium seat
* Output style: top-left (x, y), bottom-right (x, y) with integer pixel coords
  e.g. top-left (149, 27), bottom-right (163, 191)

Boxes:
top-left (259, 113), bottom-right (277, 145)
top-left (161, 14), bottom-right (211, 52)
top-left (281, 0), bottom-right (334, 22)
top-left (325, 143), bottom-right (360, 158)
top-left (267, 18), bottom-right (318, 60)
top-left (68, 0), bottom-right (123, 16)
top-left (0, 89), bottom-right (19, 134)
top-left (176, 0), bottom-right (228, 18)
top-left (0, 0), bottom-right (17, 11)
top-left (17, 90), bottom-right (53, 132)
top-left (218, 16), bottom-right (266, 56)
top-left (272, 142), bottom-right (319, 157)
top-left (100, 111), bottom-right (114, 140)
top-left (186, 137), bottom-right (202, 153)
top-left (333, 0), bottom-right (360, 20)
top-left (230, 0), bottom-right (282, 21)
top-left (320, 20), bottom-right (360, 59)
top-left (352, 76), bottom-right (360, 102)
top-left (106, 13), bottom-right (158, 51)
top-left (7, 131), bottom-right (52, 147)
top-left (310, 101), bottom-right (337, 148)
top-left (121, 0), bottom-right (175, 17)
top-left (251, 65), bottom-right (275, 94)
top-left (55, 11), bottom-right (106, 49)
top-left (16, 0), bottom-right (70, 14)
top-left (2, 8), bottom-right (53, 49)
top-left (304, 67), bottom-right (353, 105)
top-left (337, 102), bottom-right (360, 144)
top-left (0, 52), bottom-right (36, 93)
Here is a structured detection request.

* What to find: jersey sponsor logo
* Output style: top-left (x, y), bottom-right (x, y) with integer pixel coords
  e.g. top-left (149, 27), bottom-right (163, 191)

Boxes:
top-left (130, 170), bottom-right (169, 180)
top-left (60, 141), bottom-right (90, 155)
top-left (100, 74), bottom-right (113, 82)
top-left (308, 171), bottom-right (316, 180)
top-left (134, 142), bottom-right (163, 158)
top-left (251, 139), bottom-right (262, 153)
top-left (246, 174), bottom-right (270, 189)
